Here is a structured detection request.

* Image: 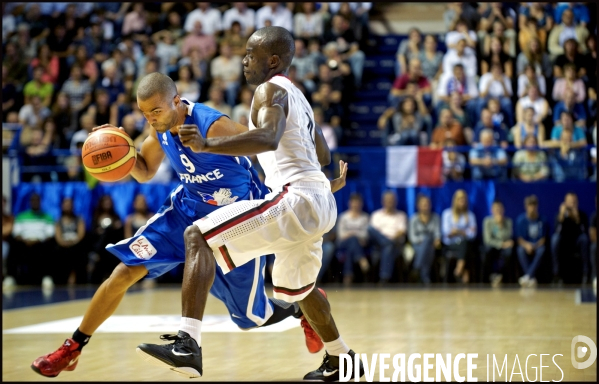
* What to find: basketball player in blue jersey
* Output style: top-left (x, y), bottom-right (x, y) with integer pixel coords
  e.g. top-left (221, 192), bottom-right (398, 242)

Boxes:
top-left (31, 72), bottom-right (348, 378)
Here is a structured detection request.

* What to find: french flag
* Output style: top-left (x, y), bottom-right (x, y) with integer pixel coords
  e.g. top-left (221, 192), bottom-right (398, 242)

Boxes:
top-left (386, 147), bottom-right (444, 187)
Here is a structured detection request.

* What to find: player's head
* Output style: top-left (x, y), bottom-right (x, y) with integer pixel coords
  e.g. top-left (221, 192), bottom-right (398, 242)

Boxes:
top-left (243, 26), bottom-right (295, 85)
top-left (136, 72), bottom-right (182, 133)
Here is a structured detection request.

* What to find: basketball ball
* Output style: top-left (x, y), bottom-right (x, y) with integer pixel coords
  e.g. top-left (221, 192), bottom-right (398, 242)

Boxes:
top-left (81, 128), bottom-right (137, 182)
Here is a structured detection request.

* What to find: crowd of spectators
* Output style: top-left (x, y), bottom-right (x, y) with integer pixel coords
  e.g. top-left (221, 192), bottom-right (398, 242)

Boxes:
top-left (2, 2), bottom-right (371, 182)
top-left (384, 2), bottom-right (596, 183)
top-left (315, 189), bottom-right (596, 288)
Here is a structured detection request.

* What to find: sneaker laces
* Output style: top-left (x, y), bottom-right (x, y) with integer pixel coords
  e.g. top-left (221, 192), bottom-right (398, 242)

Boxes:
top-left (316, 352), bottom-right (333, 372)
top-left (159, 334), bottom-right (181, 342)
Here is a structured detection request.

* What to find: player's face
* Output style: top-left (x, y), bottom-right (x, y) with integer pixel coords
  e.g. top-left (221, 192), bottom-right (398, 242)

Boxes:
top-left (242, 36), bottom-right (270, 85)
top-left (138, 94), bottom-right (179, 133)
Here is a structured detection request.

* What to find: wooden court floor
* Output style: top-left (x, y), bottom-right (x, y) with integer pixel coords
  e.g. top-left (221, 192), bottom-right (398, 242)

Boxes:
top-left (2, 286), bottom-right (597, 382)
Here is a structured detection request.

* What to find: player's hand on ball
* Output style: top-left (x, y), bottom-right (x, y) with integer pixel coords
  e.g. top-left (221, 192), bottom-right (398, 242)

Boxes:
top-left (330, 160), bottom-right (348, 193)
top-left (178, 124), bottom-right (206, 153)
top-left (91, 124), bottom-right (125, 134)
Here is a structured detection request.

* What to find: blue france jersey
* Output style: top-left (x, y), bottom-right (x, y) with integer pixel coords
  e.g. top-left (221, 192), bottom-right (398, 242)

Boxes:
top-left (158, 99), bottom-right (261, 206)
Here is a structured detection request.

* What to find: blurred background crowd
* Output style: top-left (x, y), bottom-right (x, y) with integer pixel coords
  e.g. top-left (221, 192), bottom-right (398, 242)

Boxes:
top-left (1, 2), bottom-right (597, 290)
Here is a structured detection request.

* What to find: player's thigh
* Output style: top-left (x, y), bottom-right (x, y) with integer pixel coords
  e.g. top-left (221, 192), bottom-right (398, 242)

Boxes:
top-left (270, 236), bottom-right (324, 303)
top-left (105, 204), bottom-right (188, 279)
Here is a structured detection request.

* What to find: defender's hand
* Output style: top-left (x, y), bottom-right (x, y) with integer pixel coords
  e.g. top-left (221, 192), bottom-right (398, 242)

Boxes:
top-left (178, 124), bottom-right (205, 153)
top-left (330, 160), bottom-right (348, 193)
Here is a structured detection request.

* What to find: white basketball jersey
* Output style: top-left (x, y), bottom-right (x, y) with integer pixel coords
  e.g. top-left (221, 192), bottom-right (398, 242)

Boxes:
top-left (248, 75), bottom-right (330, 190)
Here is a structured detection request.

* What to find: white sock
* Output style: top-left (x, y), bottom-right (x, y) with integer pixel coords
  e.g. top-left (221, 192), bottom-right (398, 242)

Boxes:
top-left (180, 317), bottom-right (202, 346)
top-left (324, 336), bottom-right (350, 356)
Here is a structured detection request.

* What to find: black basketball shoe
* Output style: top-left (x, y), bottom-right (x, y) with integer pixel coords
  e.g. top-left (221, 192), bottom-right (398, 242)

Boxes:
top-left (303, 349), bottom-right (364, 381)
top-left (136, 331), bottom-right (203, 378)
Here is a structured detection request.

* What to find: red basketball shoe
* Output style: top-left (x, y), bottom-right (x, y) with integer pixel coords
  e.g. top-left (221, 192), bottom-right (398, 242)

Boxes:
top-left (300, 288), bottom-right (327, 353)
top-left (31, 338), bottom-right (81, 377)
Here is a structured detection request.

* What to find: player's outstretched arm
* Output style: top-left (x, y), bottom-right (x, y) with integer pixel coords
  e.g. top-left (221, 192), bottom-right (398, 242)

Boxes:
top-left (179, 82), bottom-right (287, 156)
top-left (93, 124), bottom-right (165, 183)
top-left (330, 160), bottom-right (348, 193)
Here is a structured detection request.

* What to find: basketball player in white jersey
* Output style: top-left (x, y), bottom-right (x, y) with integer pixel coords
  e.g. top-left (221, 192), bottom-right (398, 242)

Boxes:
top-left (137, 26), bottom-right (364, 381)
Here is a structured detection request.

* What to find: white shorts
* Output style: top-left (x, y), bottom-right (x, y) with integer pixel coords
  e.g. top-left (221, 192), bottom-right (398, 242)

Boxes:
top-left (193, 181), bottom-right (337, 302)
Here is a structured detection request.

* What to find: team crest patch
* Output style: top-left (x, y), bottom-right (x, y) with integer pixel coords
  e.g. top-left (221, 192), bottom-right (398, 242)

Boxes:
top-left (198, 188), bottom-right (239, 206)
top-left (129, 236), bottom-right (158, 260)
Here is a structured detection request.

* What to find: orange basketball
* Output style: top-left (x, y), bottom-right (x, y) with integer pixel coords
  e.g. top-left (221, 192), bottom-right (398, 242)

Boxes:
top-left (81, 128), bottom-right (137, 182)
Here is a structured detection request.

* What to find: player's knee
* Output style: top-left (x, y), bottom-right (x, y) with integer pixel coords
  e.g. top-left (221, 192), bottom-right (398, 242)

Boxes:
top-left (108, 263), bottom-right (147, 291)
top-left (184, 225), bottom-right (206, 247)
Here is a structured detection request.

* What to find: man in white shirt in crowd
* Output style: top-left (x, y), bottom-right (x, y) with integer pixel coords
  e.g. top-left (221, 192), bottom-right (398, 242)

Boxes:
top-left (477, 63), bottom-right (514, 127)
top-left (222, 2), bottom-right (256, 37)
top-left (441, 37), bottom-right (477, 87)
top-left (256, 2), bottom-right (293, 32)
top-left (183, 2), bottom-right (222, 36)
top-left (369, 190), bottom-right (408, 285)
top-left (336, 193), bottom-right (370, 285)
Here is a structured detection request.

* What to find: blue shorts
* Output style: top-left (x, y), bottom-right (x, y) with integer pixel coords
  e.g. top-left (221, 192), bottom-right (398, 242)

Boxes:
top-left (106, 185), bottom-right (274, 329)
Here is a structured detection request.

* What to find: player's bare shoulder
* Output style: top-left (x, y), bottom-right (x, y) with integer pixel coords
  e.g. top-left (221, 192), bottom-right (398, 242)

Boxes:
top-left (251, 81), bottom-right (289, 118)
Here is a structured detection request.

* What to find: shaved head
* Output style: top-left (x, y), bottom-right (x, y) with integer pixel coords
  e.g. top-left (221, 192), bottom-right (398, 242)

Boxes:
top-left (251, 26), bottom-right (295, 68)
top-left (137, 72), bottom-right (178, 102)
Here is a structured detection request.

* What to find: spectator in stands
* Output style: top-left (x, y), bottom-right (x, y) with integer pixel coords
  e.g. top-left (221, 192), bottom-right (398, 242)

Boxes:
top-left (121, 114), bottom-right (141, 142)
top-left (3, 42), bottom-right (29, 86)
top-left (18, 95), bottom-right (51, 131)
top-left (312, 76), bottom-right (343, 124)
top-left (368, 190), bottom-right (407, 285)
top-left (151, 30), bottom-right (180, 75)
top-left (396, 27), bottom-right (423, 76)
top-left (162, 10), bottom-right (185, 41)
top-left (552, 63), bottom-right (586, 103)
top-left (444, 3), bottom-right (480, 32)
top-left (184, 2), bottom-right (222, 36)
top-left (445, 18), bottom-right (477, 52)
top-left (551, 192), bottom-right (590, 284)
top-left (322, 14), bottom-right (366, 88)
top-left (435, 63), bottom-right (478, 113)
top-left (30, 44), bottom-right (60, 87)
top-left (232, 86), bottom-right (252, 125)
top-left (442, 189), bottom-right (477, 284)
top-left (389, 58), bottom-right (431, 106)
top-left (50, 92), bottom-right (75, 148)
top-left (256, 2), bottom-right (293, 32)
top-left (554, 3), bottom-right (590, 27)
top-left (124, 194), bottom-right (154, 239)
top-left (10, 193), bottom-right (55, 287)
top-left (481, 35), bottom-right (514, 78)
top-left (314, 106), bottom-right (337, 150)
top-left (511, 107), bottom-right (546, 149)
top-left (89, 194), bottom-right (124, 284)
top-left (222, 2), bottom-right (256, 37)
top-left (203, 86), bottom-right (232, 116)
top-left (210, 42), bottom-right (243, 106)
top-left (582, 35), bottom-right (596, 87)
top-left (61, 64), bottom-right (92, 113)
top-left (88, 89), bottom-right (113, 126)
top-left (219, 21), bottom-right (248, 58)
top-left (482, 200), bottom-right (513, 287)
top-left (2, 64), bottom-right (19, 119)
top-left (55, 197), bottom-right (87, 285)
top-left (419, 34), bottom-right (444, 84)
top-left (181, 20), bottom-right (217, 60)
top-left (548, 9), bottom-right (589, 57)
top-left (550, 130), bottom-right (588, 182)
top-left (474, 108), bottom-right (508, 148)
top-left (293, 2), bottom-right (324, 40)
top-left (441, 37), bottom-right (477, 84)
top-left (547, 111), bottom-right (587, 149)
top-left (378, 95), bottom-right (431, 146)
top-left (174, 66), bottom-right (200, 103)
top-left (516, 37), bottom-right (553, 78)
top-left (478, 3), bottom-right (516, 57)
top-left (21, 121), bottom-right (55, 182)
top-left (409, 194), bottom-right (441, 284)
top-left (431, 108), bottom-right (466, 148)
top-left (590, 199), bottom-right (597, 287)
top-left (122, 2), bottom-right (148, 36)
top-left (72, 45), bottom-right (99, 86)
top-left (445, 92), bottom-right (473, 134)
top-left (70, 112), bottom-right (95, 154)
top-left (515, 83), bottom-right (550, 125)
top-left (336, 193), bottom-right (370, 285)
top-left (517, 64), bottom-right (546, 98)
top-left (291, 39), bottom-right (318, 94)
top-left (478, 63), bottom-right (514, 126)
top-left (98, 63), bottom-right (126, 105)
top-left (518, 3), bottom-right (554, 50)
top-left (516, 195), bottom-right (547, 287)
top-left (518, 15), bottom-right (549, 55)
top-left (442, 139), bottom-right (466, 182)
top-left (178, 47), bottom-right (209, 93)
top-left (512, 135), bottom-right (550, 183)
top-left (23, 66), bottom-right (54, 108)
top-left (307, 38), bottom-right (326, 68)
top-left (469, 129), bottom-right (508, 181)
top-left (2, 196), bottom-right (14, 287)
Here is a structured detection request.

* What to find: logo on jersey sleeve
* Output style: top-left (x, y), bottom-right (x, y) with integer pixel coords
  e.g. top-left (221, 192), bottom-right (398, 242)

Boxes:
top-left (198, 188), bottom-right (239, 206)
top-left (129, 236), bottom-right (158, 259)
